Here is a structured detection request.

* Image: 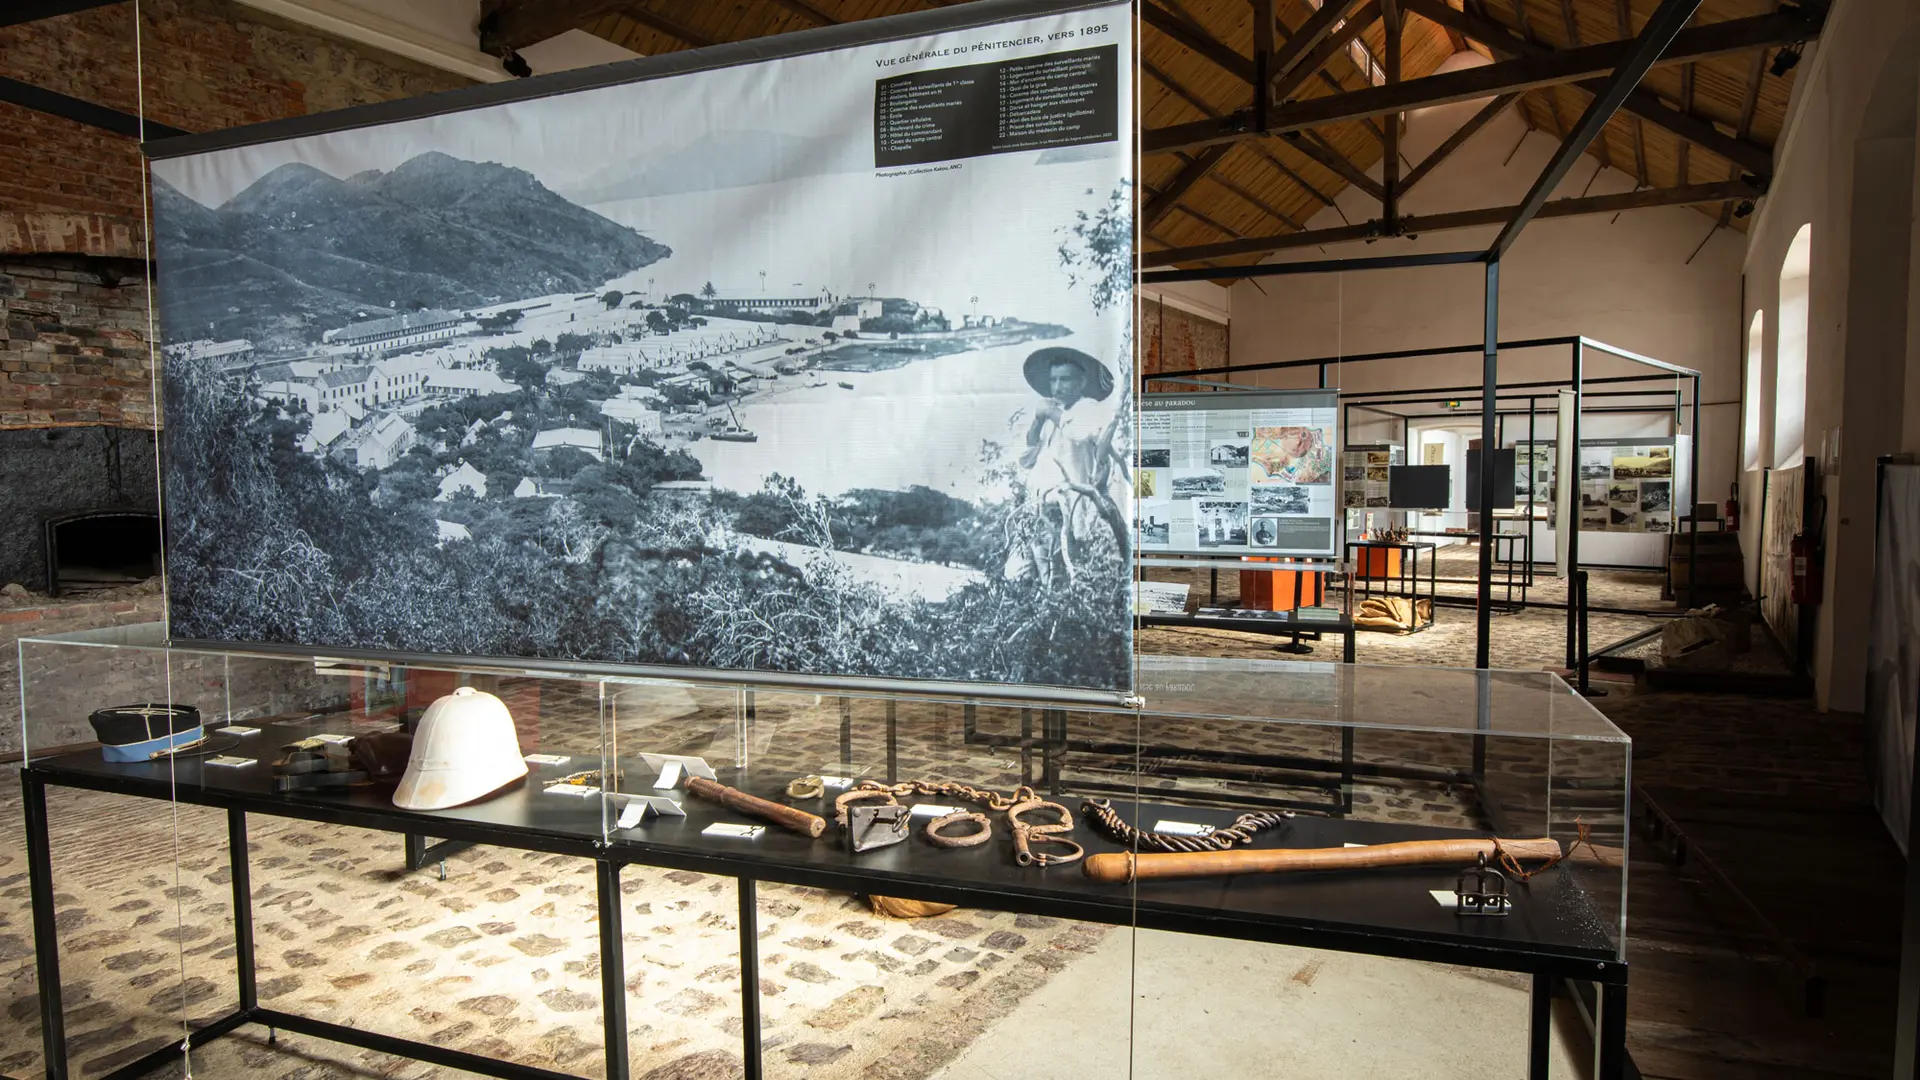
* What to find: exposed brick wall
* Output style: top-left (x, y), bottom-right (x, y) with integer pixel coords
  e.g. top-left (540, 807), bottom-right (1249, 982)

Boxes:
top-left (2, 259), bottom-right (154, 427)
top-left (0, 0), bottom-right (470, 238)
top-left (0, 0), bottom-right (472, 428)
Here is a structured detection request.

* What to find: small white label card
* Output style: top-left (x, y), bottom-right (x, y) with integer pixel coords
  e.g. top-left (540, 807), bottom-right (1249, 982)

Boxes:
top-left (616, 801), bottom-right (646, 829)
top-left (545, 784), bottom-right (600, 798)
top-left (312, 733), bottom-right (354, 745)
top-left (1429, 889), bottom-right (1461, 908)
top-left (634, 795), bottom-right (685, 818)
top-left (653, 761), bottom-right (683, 790)
top-left (207, 756), bottom-right (255, 768)
top-left (524, 753), bottom-right (571, 766)
top-left (820, 775), bottom-right (859, 789)
top-left (217, 726), bottom-right (259, 736)
top-left (1152, 820), bottom-right (1215, 837)
top-left (703, 823), bottom-right (764, 839)
top-left (910, 804), bottom-right (962, 818)
top-left (639, 753), bottom-right (717, 780)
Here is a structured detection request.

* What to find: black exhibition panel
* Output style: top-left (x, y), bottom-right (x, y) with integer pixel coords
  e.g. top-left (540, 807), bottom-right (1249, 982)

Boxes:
top-left (1465, 447), bottom-right (1519, 511)
top-left (1388, 464), bottom-right (1451, 510)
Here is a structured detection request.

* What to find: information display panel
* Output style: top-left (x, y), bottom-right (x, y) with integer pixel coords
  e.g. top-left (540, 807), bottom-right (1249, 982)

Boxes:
top-left (1138, 390), bottom-right (1341, 558)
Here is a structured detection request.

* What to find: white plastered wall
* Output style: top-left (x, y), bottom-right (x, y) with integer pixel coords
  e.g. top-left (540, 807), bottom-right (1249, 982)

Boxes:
top-left (1738, 0), bottom-right (1920, 712)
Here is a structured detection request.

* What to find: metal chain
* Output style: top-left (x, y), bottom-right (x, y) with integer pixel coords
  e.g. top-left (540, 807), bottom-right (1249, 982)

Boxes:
top-left (851, 779), bottom-right (1039, 812)
top-left (1080, 798), bottom-right (1294, 854)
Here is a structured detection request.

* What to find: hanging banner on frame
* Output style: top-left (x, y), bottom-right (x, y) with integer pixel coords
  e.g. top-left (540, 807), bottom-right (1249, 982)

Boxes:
top-left (150, 1), bottom-right (1135, 694)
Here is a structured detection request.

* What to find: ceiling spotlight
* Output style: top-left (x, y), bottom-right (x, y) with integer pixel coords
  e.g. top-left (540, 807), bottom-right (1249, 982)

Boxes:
top-left (500, 49), bottom-right (532, 79)
top-left (1768, 44), bottom-right (1802, 77)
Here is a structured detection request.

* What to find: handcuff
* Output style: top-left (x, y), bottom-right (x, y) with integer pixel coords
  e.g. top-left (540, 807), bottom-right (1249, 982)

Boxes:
top-left (925, 811), bottom-right (992, 848)
top-left (1007, 799), bottom-right (1083, 867)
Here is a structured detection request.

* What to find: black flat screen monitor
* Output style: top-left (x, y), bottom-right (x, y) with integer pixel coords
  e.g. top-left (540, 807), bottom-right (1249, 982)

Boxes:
top-left (1464, 448), bottom-right (1517, 510)
top-left (1388, 465), bottom-right (1450, 509)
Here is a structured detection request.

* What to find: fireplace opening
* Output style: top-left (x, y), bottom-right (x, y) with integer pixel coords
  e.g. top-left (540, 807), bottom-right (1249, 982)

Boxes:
top-left (44, 511), bottom-right (161, 594)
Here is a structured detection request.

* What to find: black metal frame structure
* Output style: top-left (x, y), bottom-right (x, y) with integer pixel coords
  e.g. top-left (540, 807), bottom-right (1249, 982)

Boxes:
top-left (1146, 334), bottom-right (1705, 672)
top-left (1140, 0), bottom-right (1707, 679)
top-left (1345, 538), bottom-right (1439, 632)
top-left (23, 734), bottom-right (1632, 1080)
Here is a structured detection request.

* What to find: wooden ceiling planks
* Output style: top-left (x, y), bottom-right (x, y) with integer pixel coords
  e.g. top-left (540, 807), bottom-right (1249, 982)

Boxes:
top-left (551, 0), bottom-right (1801, 254)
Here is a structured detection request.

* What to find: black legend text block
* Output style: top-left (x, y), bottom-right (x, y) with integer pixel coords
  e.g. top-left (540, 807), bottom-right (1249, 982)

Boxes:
top-left (873, 46), bottom-right (1118, 168)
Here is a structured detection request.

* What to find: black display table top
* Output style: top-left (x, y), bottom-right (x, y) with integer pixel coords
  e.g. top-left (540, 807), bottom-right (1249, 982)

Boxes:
top-left (26, 717), bottom-right (1620, 978)
top-left (1140, 608), bottom-right (1354, 632)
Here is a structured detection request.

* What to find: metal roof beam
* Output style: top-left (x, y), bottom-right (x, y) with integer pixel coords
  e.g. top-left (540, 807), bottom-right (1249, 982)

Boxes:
top-left (1143, 4), bottom-right (1822, 156)
top-left (1488, 0), bottom-right (1703, 259)
top-left (1143, 179), bottom-right (1755, 266)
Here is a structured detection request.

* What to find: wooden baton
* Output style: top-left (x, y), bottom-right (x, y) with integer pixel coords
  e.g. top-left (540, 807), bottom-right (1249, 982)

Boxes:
top-left (1082, 836), bottom-right (1563, 884)
top-left (686, 777), bottom-right (827, 838)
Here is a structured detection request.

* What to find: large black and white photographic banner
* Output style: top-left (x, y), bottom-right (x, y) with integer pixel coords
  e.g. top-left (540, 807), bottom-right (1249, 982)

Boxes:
top-left (151, 1), bottom-right (1134, 694)
top-left (1137, 390), bottom-right (1341, 558)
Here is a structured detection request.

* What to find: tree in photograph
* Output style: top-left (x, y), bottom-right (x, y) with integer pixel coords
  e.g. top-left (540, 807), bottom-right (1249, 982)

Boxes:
top-left (1058, 180), bottom-right (1134, 316)
top-left (478, 309), bottom-right (522, 332)
top-left (601, 290), bottom-right (624, 309)
top-left (645, 309), bottom-right (670, 335)
top-left (701, 281), bottom-right (717, 299)
top-left (496, 348), bottom-right (547, 388)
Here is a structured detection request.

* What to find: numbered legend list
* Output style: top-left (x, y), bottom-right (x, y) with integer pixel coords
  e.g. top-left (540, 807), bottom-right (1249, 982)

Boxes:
top-left (873, 45), bottom-right (1118, 169)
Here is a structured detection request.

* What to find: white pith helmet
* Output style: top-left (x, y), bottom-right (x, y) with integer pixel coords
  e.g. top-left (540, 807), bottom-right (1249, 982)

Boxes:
top-left (393, 686), bottom-right (528, 810)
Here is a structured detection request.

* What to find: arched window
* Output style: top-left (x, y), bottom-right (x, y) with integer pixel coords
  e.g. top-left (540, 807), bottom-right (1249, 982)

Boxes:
top-left (1743, 311), bottom-right (1765, 471)
top-left (1775, 224), bottom-right (1812, 469)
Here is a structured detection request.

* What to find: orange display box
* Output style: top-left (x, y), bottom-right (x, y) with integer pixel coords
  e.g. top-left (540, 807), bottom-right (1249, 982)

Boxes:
top-left (1238, 559), bottom-right (1326, 612)
top-left (1352, 546), bottom-right (1404, 580)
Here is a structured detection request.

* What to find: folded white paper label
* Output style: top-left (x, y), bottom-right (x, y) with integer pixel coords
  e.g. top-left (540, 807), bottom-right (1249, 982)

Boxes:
top-left (1152, 820), bottom-right (1215, 837)
top-left (703, 823), bottom-right (764, 839)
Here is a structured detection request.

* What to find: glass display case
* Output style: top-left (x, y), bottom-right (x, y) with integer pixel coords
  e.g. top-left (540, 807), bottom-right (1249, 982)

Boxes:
top-left (11, 624), bottom-right (1629, 1080)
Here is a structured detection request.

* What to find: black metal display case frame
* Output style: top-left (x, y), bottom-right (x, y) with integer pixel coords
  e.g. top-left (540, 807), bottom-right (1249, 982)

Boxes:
top-left (23, 727), bottom-right (1631, 1080)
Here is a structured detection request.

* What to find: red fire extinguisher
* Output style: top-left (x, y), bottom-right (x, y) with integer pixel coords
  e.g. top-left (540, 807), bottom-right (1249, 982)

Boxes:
top-left (1725, 481), bottom-right (1740, 532)
top-left (1790, 497), bottom-right (1825, 605)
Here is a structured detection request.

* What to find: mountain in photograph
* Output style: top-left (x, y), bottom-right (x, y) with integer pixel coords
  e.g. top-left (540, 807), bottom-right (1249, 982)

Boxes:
top-left (153, 151), bottom-right (671, 346)
top-left (561, 131), bottom-right (865, 204)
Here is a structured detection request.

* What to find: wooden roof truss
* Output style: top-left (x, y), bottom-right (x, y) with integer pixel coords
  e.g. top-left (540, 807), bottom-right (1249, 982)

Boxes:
top-left (471, 0), bottom-right (1826, 271)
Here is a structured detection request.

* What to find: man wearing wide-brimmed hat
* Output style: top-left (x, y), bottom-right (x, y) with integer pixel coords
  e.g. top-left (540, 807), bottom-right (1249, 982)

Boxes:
top-left (1006, 346), bottom-right (1129, 583)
